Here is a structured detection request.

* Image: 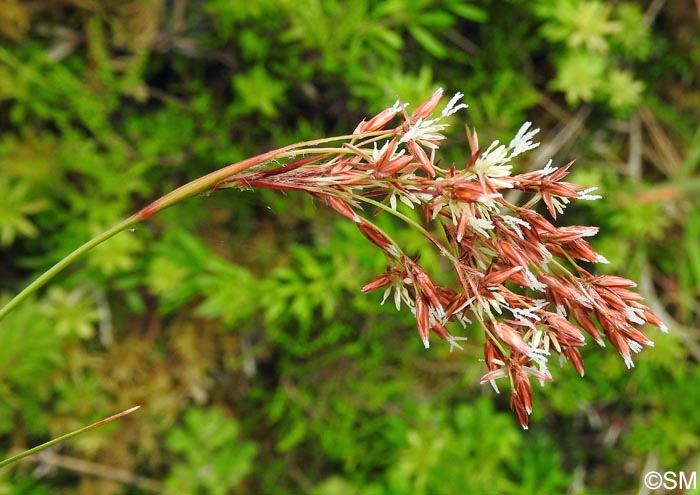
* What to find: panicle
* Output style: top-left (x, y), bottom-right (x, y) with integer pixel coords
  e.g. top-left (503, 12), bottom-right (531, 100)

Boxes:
top-left (241, 89), bottom-right (666, 428)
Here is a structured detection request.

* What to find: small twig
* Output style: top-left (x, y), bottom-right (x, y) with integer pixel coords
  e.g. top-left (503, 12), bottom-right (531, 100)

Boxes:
top-left (444, 29), bottom-right (481, 55)
top-left (629, 112), bottom-right (643, 182)
top-left (644, 0), bottom-right (667, 26)
top-left (529, 105), bottom-right (592, 167)
top-left (567, 464), bottom-right (586, 495)
top-left (637, 450), bottom-right (659, 495)
top-left (626, 110), bottom-right (698, 359)
top-left (33, 451), bottom-right (162, 493)
top-left (638, 106), bottom-right (683, 175)
top-left (94, 287), bottom-right (114, 347)
top-left (639, 257), bottom-right (700, 361)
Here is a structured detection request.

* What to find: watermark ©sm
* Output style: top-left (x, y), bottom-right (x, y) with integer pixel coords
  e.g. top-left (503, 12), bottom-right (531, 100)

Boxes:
top-left (643, 471), bottom-right (696, 490)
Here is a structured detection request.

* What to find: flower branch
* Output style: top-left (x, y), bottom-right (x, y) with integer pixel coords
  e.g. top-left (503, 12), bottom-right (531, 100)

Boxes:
top-left (0, 88), bottom-right (666, 429)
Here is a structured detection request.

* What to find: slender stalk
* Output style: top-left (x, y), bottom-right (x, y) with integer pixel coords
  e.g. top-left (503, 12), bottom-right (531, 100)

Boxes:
top-left (30, 452), bottom-right (162, 492)
top-left (135, 133), bottom-right (387, 219)
top-left (475, 311), bottom-right (510, 360)
top-left (0, 131), bottom-right (389, 323)
top-left (0, 406), bottom-right (140, 468)
top-left (0, 215), bottom-right (141, 322)
top-left (353, 194), bottom-right (457, 261)
top-left (276, 147), bottom-right (356, 157)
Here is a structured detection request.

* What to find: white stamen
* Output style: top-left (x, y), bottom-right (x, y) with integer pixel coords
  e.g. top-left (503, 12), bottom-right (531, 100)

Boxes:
top-left (456, 313), bottom-right (472, 327)
top-left (625, 306), bottom-right (646, 325)
top-left (551, 196), bottom-right (569, 215)
top-left (441, 92), bottom-right (469, 117)
top-left (578, 187), bottom-right (602, 201)
top-left (399, 117), bottom-right (449, 148)
top-left (509, 121), bottom-right (541, 157)
top-left (528, 349), bottom-right (552, 383)
top-left (501, 215), bottom-right (532, 240)
top-left (371, 140), bottom-right (407, 163)
top-left (512, 301), bottom-right (547, 329)
top-left (429, 305), bottom-right (447, 325)
top-left (539, 244), bottom-right (553, 261)
top-left (446, 335), bottom-right (468, 352)
top-left (391, 99), bottom-right (407, 113)
top-left (502, 215), bottom-right (532, 229)
top-left (540, 159), bottom-right (558, 176)
top-left (399, 117), bottom-right (424, 144)
top-left (629, 341), bottom-right (645, 354)
top-left (523, 269), bottom-right (547, 292)
top-left (474, 141), bottom-right (513, 178)
top-left (595, 254), bottom-right (610, 264)
top-left (470, 216), bottom-right (495, 238)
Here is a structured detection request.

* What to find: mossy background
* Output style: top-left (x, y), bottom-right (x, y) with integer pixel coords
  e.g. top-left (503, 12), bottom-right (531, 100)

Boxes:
top-left (1, 1), bottom-right (699, 494)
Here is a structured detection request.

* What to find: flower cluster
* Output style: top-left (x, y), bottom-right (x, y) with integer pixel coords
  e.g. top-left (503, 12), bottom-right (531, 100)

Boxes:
top-left (221, 89), bottom-right (666, 428)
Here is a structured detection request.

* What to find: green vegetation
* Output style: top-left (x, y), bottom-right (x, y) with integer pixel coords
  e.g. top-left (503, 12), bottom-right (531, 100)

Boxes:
top-left (1, 1), bottom-right (699, 493)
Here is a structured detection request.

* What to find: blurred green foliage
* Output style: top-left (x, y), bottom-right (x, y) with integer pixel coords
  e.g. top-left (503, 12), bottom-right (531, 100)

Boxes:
top-left (1, 1), bottom-right (699, 494)
top-left (165, 408), bottom-right (257, 495)
top-left (536, 0), bottom-right (649, 112)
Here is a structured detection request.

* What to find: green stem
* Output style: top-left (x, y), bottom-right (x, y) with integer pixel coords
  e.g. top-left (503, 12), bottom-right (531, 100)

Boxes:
top-left (353, 194), bottom-right (456, 261)
top-left (0, 406), bottom-right (140, 468)
top-left (0, 215), bottom-right (141, 322)
top-left (474, 311), bottom-right (510, 360)
top-left (0, 131), bottom-right (391, 323)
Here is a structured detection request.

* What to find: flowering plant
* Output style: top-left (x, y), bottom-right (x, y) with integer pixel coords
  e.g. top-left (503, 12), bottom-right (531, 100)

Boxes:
top-left (0, 89), bottom-right (665, 429)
